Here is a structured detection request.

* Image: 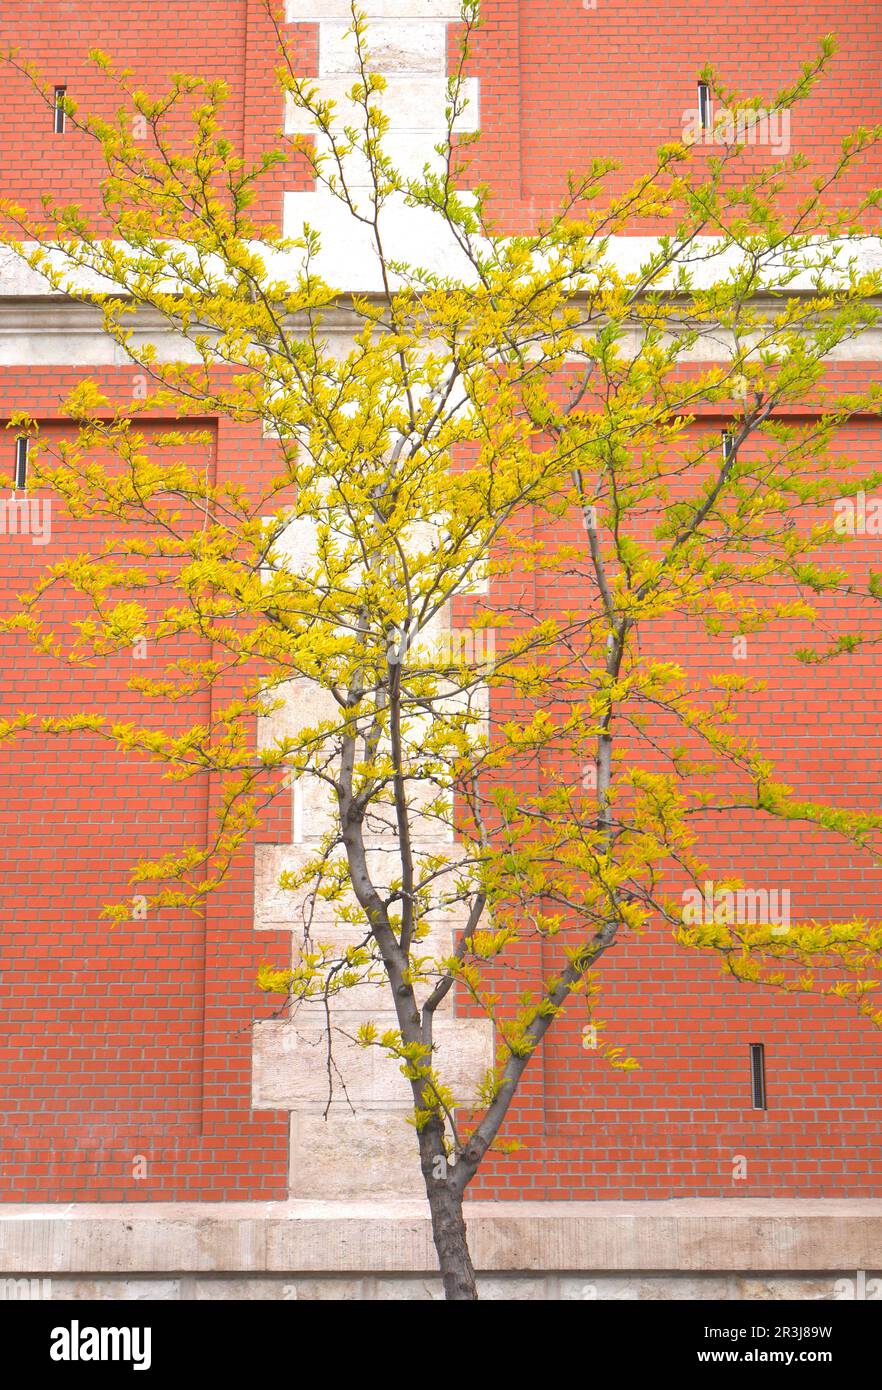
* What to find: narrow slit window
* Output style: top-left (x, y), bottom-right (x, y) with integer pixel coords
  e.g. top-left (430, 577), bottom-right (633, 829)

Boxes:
top-left (54, 87), bottom-right (67, 134)
top-left (14, 436), bottom-right (28, 489)
top-left (698, 81), bottom-right (711, 132)
top-left (722, 429), bottom-right (735, 465)
top-left (750, 1043), bottom-right (767, 1109)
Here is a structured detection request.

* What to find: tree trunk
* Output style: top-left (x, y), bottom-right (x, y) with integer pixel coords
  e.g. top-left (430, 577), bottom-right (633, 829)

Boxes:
top-left (417, 1120), bottom-right (478, 1299)
top-left (426, 1175), bottom-right (477, 1300)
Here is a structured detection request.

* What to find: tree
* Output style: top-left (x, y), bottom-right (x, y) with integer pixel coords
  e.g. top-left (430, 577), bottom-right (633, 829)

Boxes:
top-left (3, 4), bottom-right (882, 1299)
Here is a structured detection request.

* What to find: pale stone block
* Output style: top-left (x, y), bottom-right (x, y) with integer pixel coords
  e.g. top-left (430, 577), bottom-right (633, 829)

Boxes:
top-left (286, 77), bottom-right (479, 136)
top-left (254, 840), bottom-right (474, 926)
top-left (253, 843), bottom-right (305, 928)
top-left (7, 238), bottom-right (882, 305)
top-left (296, 977), bottom-right (393, 1016)
top-left (266, 511), bottom-right (318, 568)
top-left (558, 1275), bottom-right (734, 1300)
top-left (308, 918), bottom-right (457, 964)
top-left (282, 190), bottom-right (479, 289)
top-left (254, 1018), bottom-right (383, 1107)
top-left (363, 833), bottom-right (466, 874)
top-left (257, 680), bottom-right (338, 748)
top-left (0, 334), bottom-right (114, 367)
top-left (262, 933), bottom-right (468, 1004)
top-left (0, 245), bottom-right (116, 298)
top-left (271, 912), bottom-right (459, 978)
top-left (187, 1277), bottom-right (301, 1300)
top-left (319, 20), bottom-right (447, 76)
top-left (475, 1277), bottom-right (555, 1300)
top-left (371, 1276), bottom-right (444, 1298)
top-left (432, 1014), bottom-right (493, 1095)
top-left (254, 842), bottom-right (353, 929)
top-left (732, 1276), bottom-right (844, 1301)
top-left (255, 616), bottom-right (490, 852)
top-left (288, 0), bottom-right (465, 19)
top-left (5, 1202), bottom-right (882, 1289)
top-left (254, 842), bottom-right (361, 929)
top-left (292, 771), bottom-right (338, 843)
top-left (253, 1013), bottom-right (493, 1109)
top-left (290, 1108), bottom-right (424, 1196)
top-left (281, 1278), bottom-right (367, 1299)
top-left (46, 1279), bottom-right (181, 1300)
top-left (306, 132), bottom-right (449, 187)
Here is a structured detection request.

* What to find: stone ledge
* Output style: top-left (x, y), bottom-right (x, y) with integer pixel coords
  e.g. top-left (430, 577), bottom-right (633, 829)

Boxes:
top-left (1, 1200), bottom-right (881, 1275)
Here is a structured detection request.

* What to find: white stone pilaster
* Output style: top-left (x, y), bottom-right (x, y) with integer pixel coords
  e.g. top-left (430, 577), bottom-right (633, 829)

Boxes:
top-left (283, 0), bottom-right (479, 289)
top-left (252, 508), bottom-right (493, 1198)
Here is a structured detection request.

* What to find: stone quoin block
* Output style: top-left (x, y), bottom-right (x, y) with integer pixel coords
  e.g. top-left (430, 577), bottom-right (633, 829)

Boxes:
top-left (318, 20), bottom-right (448, 76)
top-left (253, 1013), bottom-right (494, 1109)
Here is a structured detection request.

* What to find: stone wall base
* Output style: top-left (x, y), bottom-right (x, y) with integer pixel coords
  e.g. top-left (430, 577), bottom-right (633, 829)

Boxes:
top-left (1, 1200), bottom-right (880, 1301)
top-left (2, 1273), bottom-right (876, 1300)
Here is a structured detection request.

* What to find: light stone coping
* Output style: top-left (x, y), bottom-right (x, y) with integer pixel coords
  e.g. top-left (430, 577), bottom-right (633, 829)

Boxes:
top-left (1, 1201), bottom-right (881, 1275)
top-left (2, 294), bottom-right (882, 366)
top-left (3, 265), bottom-right (882, 353)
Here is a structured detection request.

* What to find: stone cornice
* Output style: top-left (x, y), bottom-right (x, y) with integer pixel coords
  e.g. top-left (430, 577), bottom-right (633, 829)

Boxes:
top-left (1, 1200), bottom-right (881, 1274)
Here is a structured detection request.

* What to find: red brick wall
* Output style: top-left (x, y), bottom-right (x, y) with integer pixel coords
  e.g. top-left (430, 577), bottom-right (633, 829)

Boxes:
top-left (0, 373), bottom-right (291, 1199)
top-left (0, 1), bottom-right (313, 232)
top-left (470, 399), bottom-right (882, 1200)
top-left (468, 1), bottom-right (882, 227)
top-left (5, 3), bottom-right (876, 230)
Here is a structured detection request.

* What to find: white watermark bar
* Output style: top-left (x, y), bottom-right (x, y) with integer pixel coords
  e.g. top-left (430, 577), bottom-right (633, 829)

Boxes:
top-left (0, 495), bottom-right (51, 545)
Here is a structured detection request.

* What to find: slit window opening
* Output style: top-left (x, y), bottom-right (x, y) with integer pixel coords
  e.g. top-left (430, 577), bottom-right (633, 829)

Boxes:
top-left (698, 81), bottom-right (711, 132)
top-left (54, 87), bottom-right (66, 134)
top-left (750, 1043), bottom-right (767, 1110)
top-left (722, 429), bottom-right (735, 465)
top-left (14, 437), bottom-right (28, 489)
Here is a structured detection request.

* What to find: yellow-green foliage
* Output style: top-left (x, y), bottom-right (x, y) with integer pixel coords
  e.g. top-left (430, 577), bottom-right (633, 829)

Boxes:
top-left (2, 12), bottom-right (882, 1176)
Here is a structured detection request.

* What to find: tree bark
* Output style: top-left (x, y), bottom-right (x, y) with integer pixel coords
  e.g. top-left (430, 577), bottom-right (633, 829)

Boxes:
top-left (418, 1121), bottom-right (477, 1300)
top-left (425, 1175), bottom-right (477, 1301)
